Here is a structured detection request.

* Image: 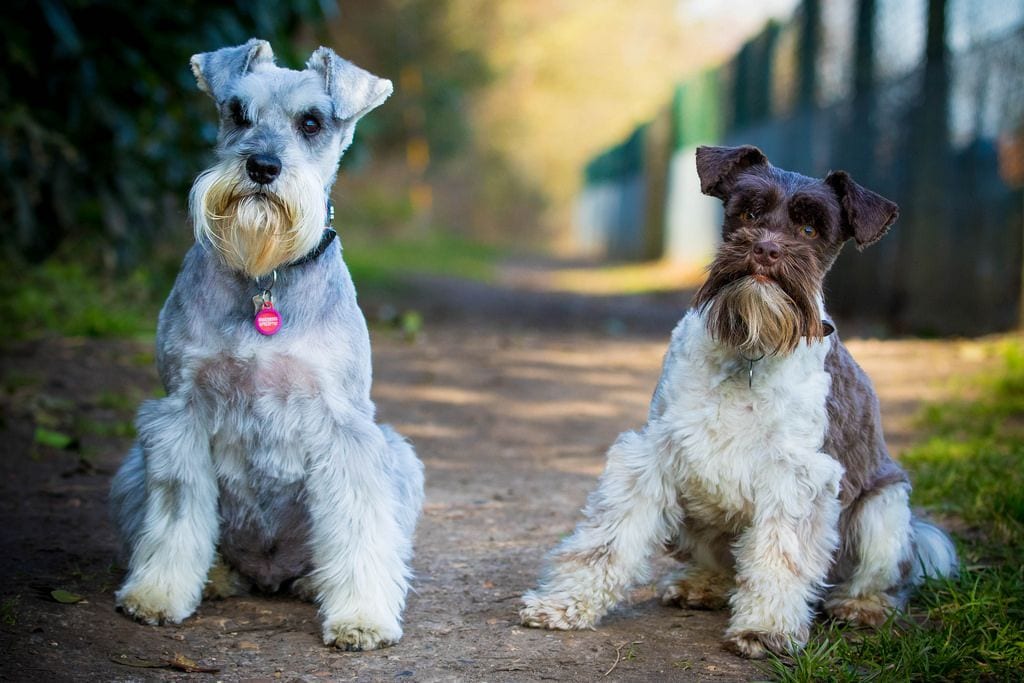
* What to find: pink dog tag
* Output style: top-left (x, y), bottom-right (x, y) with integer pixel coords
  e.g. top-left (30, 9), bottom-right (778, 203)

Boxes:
top-left (254, 301), bottom-right (282, 335)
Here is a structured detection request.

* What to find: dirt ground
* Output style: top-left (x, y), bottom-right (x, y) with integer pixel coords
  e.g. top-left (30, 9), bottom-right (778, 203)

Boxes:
top-left (0, 276), bottom-right (1000, 682)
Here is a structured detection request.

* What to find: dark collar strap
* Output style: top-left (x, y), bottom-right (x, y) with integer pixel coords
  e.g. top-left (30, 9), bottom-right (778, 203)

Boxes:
top-left (289, 228), bottom-right (337, 267)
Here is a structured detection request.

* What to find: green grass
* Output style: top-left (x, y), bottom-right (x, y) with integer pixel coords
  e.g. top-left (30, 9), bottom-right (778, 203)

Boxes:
top-left (767, 337), bottom-right (1024, 682)
top-left (342, 231), bottom-right (498, 291)
top-left (1, 259), bottom-right (165, 340)
top-left (1, 596), bottom-right (19, 627)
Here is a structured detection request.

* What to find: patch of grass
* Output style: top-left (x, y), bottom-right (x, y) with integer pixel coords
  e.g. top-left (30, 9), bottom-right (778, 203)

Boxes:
top-left (1, 371), bottom-right (41, 393)
top-left (768, 337), bottom-right (1024, 682)
top-left (95, 390), bottom-right (140, 412)
top-left (1, 259), bottom-right (164, 340)
top-left (342, 231), bottom-right (498, 291)
top-left (74, 416), bottom-right (136, 439)
top-left (1, 596), bottom-right (19, 627)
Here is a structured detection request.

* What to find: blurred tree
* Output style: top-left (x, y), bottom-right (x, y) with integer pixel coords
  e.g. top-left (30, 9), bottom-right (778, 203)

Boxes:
top-left (327, 0), bottom-right (499, 234)
top-left (733, 21), bottom-right (780, 128)
top-left (796, 0), bottom-right (820, 108)
top-left (897, 0), bottom-right (955, 333)
top-left (0, 0), bottom-right (328, 267)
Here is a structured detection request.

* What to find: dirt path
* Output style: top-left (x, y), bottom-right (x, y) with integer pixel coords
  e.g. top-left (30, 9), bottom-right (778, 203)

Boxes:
top-left (0, 287), bottom-right (999, 682)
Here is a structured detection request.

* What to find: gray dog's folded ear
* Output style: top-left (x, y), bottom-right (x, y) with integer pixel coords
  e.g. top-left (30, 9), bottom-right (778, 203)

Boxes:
top-left (191, 38), bottom-right (275, 102)
top-left (695, 145), bottom-right (768, 200)
top-left (307, 46), bottom-right (393, 122)
top-left (825, 170), bottom-right (899, 249)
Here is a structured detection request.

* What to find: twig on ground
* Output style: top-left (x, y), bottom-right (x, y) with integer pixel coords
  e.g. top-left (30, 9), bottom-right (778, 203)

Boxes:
top-left (603, 638), bottom-right (643, 677)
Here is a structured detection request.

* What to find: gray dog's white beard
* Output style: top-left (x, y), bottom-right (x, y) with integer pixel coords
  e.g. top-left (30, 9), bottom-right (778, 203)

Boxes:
top-left (703, 276), bottom-right (807, 357)
top-left (189, 165), bottom-right (325, 277)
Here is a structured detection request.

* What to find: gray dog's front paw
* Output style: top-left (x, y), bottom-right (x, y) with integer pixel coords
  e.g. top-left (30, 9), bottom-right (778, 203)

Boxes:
top-left (115, 585), bottom-right (194, 626)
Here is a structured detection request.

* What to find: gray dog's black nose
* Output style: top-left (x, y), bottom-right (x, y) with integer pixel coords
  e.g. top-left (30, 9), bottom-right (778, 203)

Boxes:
top-left (752, 240), bottom-right (781, 265)
top-left (246, 154), bottom-right (281, 185)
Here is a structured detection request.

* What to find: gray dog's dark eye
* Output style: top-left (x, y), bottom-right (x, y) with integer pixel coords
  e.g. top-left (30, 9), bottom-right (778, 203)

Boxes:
top-left (229, 100), bottom-right (250, 128)
top-left (300, 115), bottom-right (321, 136)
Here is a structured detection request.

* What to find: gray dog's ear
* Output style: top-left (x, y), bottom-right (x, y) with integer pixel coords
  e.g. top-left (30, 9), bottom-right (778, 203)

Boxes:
top-left (824, 170), bottom-right (899, 249)
top-left (191, 38), bottom-right (274, 102)
top-left (695, 145), bottom-right (768, 200)
top-left (307, 47), bottom-right (393, 122)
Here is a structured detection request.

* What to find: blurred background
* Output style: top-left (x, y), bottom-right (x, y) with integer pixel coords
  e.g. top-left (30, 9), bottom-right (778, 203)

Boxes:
top-left (1, 0), bottom-right (1022, 339)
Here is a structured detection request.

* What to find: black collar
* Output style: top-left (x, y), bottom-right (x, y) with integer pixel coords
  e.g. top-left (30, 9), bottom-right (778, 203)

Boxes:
top-left (289, 227), bottom-right (337, 267)
top-left (288, 199), bottom-right (337, 267)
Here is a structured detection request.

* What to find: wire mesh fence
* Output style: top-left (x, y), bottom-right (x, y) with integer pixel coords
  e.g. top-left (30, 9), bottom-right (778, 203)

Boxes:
top-left (576, 0), bottom-right (1024, 335)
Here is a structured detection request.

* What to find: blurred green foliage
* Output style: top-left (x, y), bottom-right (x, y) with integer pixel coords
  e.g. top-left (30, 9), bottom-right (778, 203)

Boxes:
top-left (0, 0), bottom-right (328, 266)
top-left (344, 232), bottom-right (497, 291)
top-left (1, 258), bottom-right (163, 339)
top-left (332, 0), bottom-right (492, 162)
top-left (0, 231), bottom-right (498, 341)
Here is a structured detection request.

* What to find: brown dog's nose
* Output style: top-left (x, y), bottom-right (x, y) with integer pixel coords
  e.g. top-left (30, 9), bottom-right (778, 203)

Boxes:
top-left (752, 240), bottom-right (781, 265)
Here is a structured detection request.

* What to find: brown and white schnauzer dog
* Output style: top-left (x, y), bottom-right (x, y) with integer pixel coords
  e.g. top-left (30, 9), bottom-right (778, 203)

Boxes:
top-left (521, 145), bottom-right (958, 658)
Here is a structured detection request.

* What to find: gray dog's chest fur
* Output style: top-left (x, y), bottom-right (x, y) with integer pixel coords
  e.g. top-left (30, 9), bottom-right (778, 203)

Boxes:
top-left (203, 358), bottom-right (312, 590)
top-left (158, 241), bottom-right (370, 589)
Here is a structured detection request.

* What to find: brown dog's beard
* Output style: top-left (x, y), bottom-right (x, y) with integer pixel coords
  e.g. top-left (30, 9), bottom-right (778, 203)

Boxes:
top-left (694, 238), bottom-right (825, 357)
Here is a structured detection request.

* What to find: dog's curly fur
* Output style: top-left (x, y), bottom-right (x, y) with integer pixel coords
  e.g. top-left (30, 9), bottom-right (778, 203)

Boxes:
top-left (520, 145), bottom-right (957, 658)
top-left (110, 39), bottom-right (423, 651)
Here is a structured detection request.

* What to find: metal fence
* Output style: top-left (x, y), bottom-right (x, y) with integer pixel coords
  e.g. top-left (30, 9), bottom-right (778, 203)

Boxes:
top-left (575, 0), bottom-right (1024, 335)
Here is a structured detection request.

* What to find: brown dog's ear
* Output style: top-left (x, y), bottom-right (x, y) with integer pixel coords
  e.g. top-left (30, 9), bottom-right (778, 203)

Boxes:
top-left (824, 170), bottom-right (899, 249)
top-left (695, 145), bottom-right (768, 200)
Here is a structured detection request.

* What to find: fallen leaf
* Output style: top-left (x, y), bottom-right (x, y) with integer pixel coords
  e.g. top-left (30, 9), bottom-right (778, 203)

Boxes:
top-left (166, 653), bottom-right (220, 674)
top-left (49, 589), bottom-right (83, 604)
top-left (34, 428), bottom-right (75, 450)
top-left (401, 310), bottom-right (423, 339)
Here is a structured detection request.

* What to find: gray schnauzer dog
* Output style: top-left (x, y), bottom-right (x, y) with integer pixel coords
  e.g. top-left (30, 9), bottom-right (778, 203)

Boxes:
top-left (110, 39), bottom-right (424, 651)
top-left (521, 145), bottom-right (958, 658)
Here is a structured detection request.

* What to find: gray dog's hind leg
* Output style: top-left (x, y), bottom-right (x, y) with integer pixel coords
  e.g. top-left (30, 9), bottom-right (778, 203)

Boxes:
top-left (109, 442), bottom-right (147, 564)
top-left (382, 424), bottom-right (425, 543)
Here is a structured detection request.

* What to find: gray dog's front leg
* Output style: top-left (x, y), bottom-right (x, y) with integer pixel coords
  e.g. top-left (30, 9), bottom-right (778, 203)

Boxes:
top-left (305, 419), bottom-right (421, 651)
top-left (112, 396), bottom-right (218, 625)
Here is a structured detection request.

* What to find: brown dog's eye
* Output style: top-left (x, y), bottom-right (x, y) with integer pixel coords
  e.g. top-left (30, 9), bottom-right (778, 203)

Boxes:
top-left (300, 115), bottom-right (321, 136)
top-left (801, 225), bottom-right (818, 238)
top-left (742, 210), bottom-right (758, 222)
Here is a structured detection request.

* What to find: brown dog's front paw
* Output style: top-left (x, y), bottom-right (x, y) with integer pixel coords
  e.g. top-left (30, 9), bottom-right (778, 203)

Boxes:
top-left (723, 629), bottom-right (805, 659)
top-left (519, 591), bottom-right (600, 630)
top-left (826, 595), bottom-right (894, 627)
top-left (660, 572), bottom-right (732, 610)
